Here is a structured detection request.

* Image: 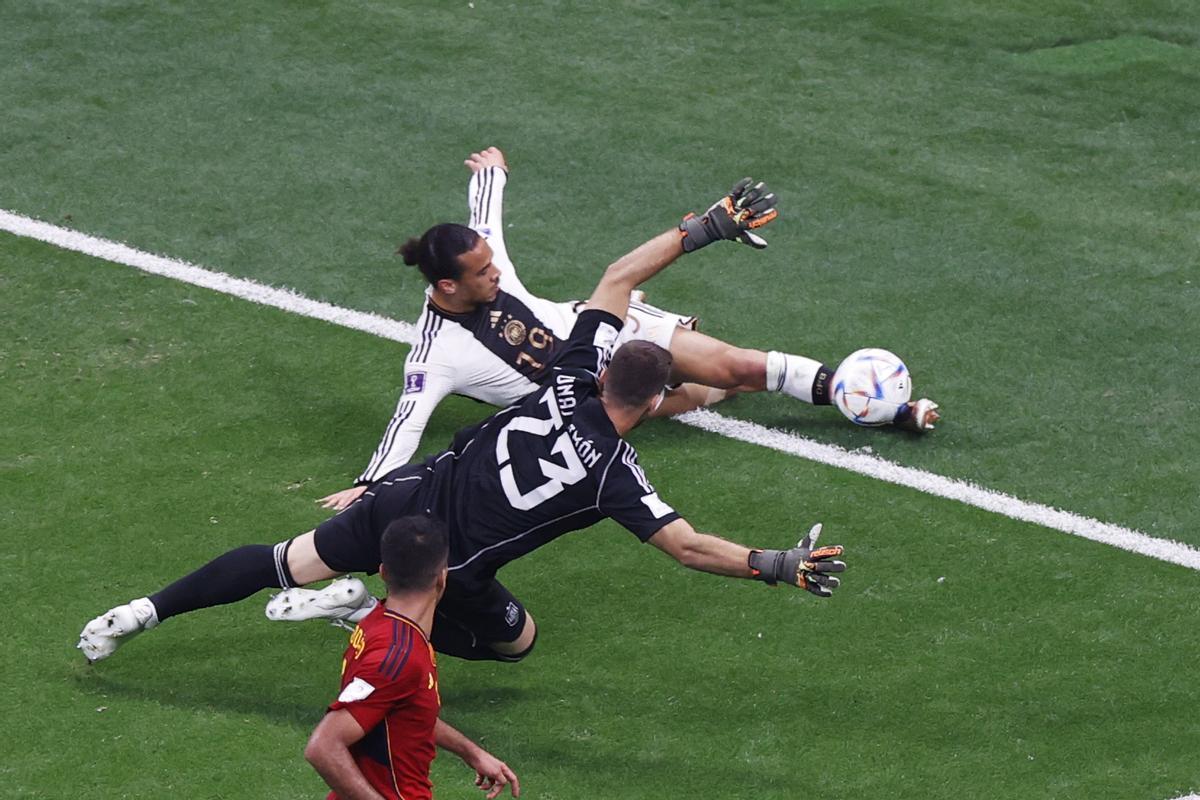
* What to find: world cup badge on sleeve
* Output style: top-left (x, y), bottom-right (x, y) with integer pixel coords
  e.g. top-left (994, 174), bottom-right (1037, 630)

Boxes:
top-left (404, 372), bottom-right (426, 394)
top-left (594, 322), bottom-right (618, 359)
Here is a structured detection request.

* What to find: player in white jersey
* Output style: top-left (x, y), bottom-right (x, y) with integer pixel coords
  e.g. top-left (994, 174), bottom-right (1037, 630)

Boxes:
top-left (319, 147), bottom-right (939, 511)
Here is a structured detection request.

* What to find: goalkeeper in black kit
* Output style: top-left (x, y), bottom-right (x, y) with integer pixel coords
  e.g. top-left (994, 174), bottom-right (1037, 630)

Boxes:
top-left (79, 178), bottom-right (849, 666)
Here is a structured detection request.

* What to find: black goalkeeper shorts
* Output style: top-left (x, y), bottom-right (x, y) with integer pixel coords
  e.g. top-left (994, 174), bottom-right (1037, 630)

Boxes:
top-left (435, 576), bottom-right (528, 647)
top-left (314, 466), bottom-right (527, 647)
top-left (313, 467), bottom-right (426, 574)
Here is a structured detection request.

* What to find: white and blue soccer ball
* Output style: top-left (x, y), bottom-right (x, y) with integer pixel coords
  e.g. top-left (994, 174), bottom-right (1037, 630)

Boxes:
top-left (832, 348), bottom-right (912, 426)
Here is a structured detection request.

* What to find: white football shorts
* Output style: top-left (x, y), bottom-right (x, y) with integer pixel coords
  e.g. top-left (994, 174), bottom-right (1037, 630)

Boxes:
top-left (617, 299), bottom-right (697, 350)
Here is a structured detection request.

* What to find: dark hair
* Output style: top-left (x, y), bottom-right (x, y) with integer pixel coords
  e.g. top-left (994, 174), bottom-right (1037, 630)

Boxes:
top-left (379, 515), bottom-right (449, 593)
top-left (397, 223), bottom-right (480, 285)
top-left (604, 341), bottom-right (673, 408)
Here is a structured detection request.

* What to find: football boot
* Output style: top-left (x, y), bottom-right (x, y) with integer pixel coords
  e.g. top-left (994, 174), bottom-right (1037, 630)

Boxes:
top-left (77, 597), bottom-right (159, 663)
top-left (265, 576), bottom-right (377, 624)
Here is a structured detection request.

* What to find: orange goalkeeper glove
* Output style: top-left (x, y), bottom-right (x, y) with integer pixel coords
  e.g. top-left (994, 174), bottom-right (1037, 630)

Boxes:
top-left (679, 177), bottom-right (779, 252)
top-left (748, 523), bottom-right (846, 597)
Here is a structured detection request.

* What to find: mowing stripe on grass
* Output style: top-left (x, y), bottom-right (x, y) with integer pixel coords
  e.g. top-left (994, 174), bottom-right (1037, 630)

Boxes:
top-left (5, 208), bottom-right (1199, 572)
top-left (0, 210), bottom-right (419, 346)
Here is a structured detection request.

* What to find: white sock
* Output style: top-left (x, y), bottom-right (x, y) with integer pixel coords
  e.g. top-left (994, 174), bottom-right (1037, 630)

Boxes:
top-left (766, 351), bottom-right (825, 404)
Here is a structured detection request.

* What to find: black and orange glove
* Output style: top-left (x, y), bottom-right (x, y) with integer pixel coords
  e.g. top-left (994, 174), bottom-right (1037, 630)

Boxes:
top-left (748, 523), bottom-right (846, 597)
top-left (679, 178), bottom-right (779, 252)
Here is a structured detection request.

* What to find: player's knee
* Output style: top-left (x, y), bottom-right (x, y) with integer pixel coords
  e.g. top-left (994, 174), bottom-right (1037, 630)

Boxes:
top-left (686, 345), bottom-right (764, 389)
top-left (721, 347), bottom-right (767, 389)
top-left (285, 531), bottom-right (340, 586)
top-left (490, 613), bottom-right (537, 663)
top-left (491, 628), bottom-right (537, 663)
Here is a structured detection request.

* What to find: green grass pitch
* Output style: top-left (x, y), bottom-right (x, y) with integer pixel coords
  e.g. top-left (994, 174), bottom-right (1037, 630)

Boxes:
top-left (2, 1), bottom-right (1199, 798)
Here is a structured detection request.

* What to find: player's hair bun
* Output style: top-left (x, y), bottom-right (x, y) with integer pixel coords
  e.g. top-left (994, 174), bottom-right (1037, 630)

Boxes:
top-left (398, 223), bottom-right (479, 286)
top-left (397, 237), bottom-right (423, 267)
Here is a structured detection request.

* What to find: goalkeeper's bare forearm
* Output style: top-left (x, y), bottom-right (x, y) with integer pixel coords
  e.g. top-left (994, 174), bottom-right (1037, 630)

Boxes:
top-left (647, 518), bottom-right (757, 577)
top-left (646, 518), bottom-right (847, 597)
top-left (584, 229), bottom-right (685, 323)
top-left (585, 178), bottom-right (779, 323)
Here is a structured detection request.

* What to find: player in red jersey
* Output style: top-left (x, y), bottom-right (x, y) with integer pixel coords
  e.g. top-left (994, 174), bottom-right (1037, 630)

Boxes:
top-left (305, 515), bottom-right (519, 800)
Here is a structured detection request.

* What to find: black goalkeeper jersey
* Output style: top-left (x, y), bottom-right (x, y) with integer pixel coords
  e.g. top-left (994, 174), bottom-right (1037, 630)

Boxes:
top-left (410, 308), bottom-right (681, 585)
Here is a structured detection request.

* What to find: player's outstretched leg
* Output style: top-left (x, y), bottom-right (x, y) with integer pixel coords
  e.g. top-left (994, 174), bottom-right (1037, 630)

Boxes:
top-left (665, 327), bottom-right (836, 407)
top-left (665, 327), bottom-right (940, 432)
top-left (77, 537), bottom-right (329, 663)
top-left (265, 576), bottom-right (378, 623)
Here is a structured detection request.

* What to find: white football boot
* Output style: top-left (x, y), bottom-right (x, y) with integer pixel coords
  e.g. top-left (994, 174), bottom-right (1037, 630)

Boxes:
top-left (77, 597), bottom-right (159, 663)
top-left (265, 576), bottom-right (377, 624)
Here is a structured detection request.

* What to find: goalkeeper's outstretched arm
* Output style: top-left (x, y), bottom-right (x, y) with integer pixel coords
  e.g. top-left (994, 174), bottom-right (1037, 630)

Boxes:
top-left (647, 518), bottom-right (847, 598)
top-left (648, 518), bottom-right (756, 577)
top-left (585, 229), bottom-right (686, 322)
top-left (585, 178), bottom-right (780, 323)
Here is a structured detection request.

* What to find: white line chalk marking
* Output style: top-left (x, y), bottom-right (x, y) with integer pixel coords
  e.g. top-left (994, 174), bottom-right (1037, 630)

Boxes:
top-left (677, 409), bottom-right (1200, 569)
top-left (5, 209), bottom-right (1199, 571)
top-left (0, 210), bottom-right (418, 346)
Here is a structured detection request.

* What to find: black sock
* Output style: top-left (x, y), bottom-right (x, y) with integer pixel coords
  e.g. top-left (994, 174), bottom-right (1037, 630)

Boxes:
top-left (150, 543), bottom-right (293, 622)
top-left (811, 364), bottom-right (834, 405)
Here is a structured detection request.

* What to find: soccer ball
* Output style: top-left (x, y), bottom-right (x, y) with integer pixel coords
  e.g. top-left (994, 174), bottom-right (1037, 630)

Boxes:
top-left (832, 348), bottom-right (912, 426)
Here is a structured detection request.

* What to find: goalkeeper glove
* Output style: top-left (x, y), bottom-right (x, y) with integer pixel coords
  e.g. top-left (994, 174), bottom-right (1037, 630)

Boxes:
top-left (679, 177), bottom-right (779, 252)
top-left (748, 523), bottom-right (846, 597)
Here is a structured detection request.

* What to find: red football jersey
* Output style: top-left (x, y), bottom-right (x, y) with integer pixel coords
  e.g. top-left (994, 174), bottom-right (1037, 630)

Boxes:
top-left (326, 603), bottom-right (441, 800)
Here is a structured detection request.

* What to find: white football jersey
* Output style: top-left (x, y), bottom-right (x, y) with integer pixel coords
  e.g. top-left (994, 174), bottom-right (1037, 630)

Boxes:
top-left (357, 166), bottom-right (691, 484)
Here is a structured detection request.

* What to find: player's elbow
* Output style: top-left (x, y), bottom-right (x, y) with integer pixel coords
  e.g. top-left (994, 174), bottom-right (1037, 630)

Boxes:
top-left (650, 523), bottom-right (710, 572)
top-left (304, 731), bottom-right (333, 769)
top-left (669, 538), bottom-right (711, 572)
top-left (303, 737), bottom-right (322, 767)
top-left (598, 260), bottom-right (635, 294)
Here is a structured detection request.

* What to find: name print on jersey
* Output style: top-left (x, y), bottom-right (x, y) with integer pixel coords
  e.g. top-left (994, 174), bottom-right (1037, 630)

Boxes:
top-left (494, 375), bottom-right (603, 511)
top-left (567, 426), bottom-right (603, 470)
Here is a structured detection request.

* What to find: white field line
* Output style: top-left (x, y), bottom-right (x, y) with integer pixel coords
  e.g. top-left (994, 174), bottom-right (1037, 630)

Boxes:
top-left (677, 409), bottom-right (1200, 569)
top-left (0, 210), bottom-right (419, 346)
top-left (5, 209), bottom-right (1200, 572)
